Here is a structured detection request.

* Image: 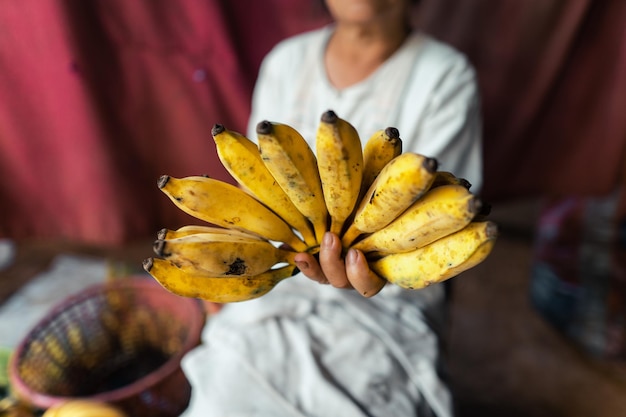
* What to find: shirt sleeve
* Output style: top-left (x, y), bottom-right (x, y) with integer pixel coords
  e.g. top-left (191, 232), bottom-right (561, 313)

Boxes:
top-left (402, 46), bottom-right (483, 193)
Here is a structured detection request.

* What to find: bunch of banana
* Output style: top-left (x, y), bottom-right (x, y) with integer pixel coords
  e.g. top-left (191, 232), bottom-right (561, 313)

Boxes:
top-left (144, 110), bottom-right (497, 301)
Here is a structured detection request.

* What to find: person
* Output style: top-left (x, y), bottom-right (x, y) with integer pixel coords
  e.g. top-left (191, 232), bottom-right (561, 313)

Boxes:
top-left (181, 1), bottom-right (482, 416)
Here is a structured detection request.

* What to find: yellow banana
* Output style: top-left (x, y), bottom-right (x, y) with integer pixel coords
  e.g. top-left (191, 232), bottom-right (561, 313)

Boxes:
top-left (158, 175), bottom-right (308, 252)
top-left (153, 232), bottom-right (297, 277)
top-left (143, 258), bottom-right (297, 302)
top-left (361, 127), bottom-right (402, 198)
top-left (157, 225), bottom-right (263, 241)
top-left (256, 120), bottom-right (328, 244)
top-left (437, 236), bottom-right (495, 282)
top-left (369, 221), bottom-right (498, 290)
top-left (316, 110), bottom-right (363, 235)
top-left (341, 152), bottom-right (438, 247)
top-left (212, 124), bottom-right (317, 247)
top-left (352, 184), bottom-right (481, 255)
top-left (430, 170), bottom-right (472, 190)
top-left (42, 400), bottom-right (127, 417)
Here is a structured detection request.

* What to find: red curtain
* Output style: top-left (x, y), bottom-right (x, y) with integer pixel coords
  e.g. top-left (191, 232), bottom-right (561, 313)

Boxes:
top-left (1, 0), bottom-right (624, 244)
top-left (418, 0), bottom-right (626, 201)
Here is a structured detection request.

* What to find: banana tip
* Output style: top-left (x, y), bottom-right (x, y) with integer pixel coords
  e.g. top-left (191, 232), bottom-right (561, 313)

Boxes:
top-left (486, 221), bottom-right (499, 238)
top-left (479, 201), bottom-right (492, 217)
top-left (153, 239), bottom-right (165, 257)
top-left (471, 197), bottom-right (483, 215)
top-left (424, 157), bottom-right (439, 173)
top-left (256, 120), bottom-right (272, 134)
top-left (384, 127), bottom-right (400, 139)
top-left (211, 123), bottom-right (225, 136)
top-left (142, 258), bottom-right (153, 272)
top-left (157, 175), bottom-right (170, 189)
top-left (321, 109), bottom-right (338, 123)
top-left (157, 228), bottom-right (168, 240)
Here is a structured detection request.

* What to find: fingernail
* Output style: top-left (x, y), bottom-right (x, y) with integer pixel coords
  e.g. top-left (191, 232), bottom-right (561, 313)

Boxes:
top-left (322, 232), bottom-right (333, 248)
top-left (295, 261), bottom-right (309, 270)
top-left (346, 249), bottom-right (358, 265)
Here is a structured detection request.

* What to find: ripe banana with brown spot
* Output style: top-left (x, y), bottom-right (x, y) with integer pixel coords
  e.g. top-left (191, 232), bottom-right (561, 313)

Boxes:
top-left (316, 110), bottom-right (363, 235)
top-left (153, 232), bottom-right (297, 277)
top-left (369, 221), bottom-right (498, 290)
top-left (341, 152), bottom-right (438, 247)
top-left (256, 120), bottom-right (328, 245)
top-left (157, 225), bottom-right (263, 241)
top-left (361, 127), bottom-right (402, 198)
top-left (157, 175), bottom-right (307, 252)
top-left (211, 124), bottom-right (317, 247)
top-left (430, 170), bottom-right (472, 190)
top-left (352, 184), bottom-right (481, 255)
top-left (143, 258), bottom-right (297, 303)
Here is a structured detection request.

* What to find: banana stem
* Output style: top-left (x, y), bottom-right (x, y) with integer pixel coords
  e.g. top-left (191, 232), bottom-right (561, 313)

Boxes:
top-left (279, 250), bottom-right (298, 265)
top-left (340, 224), bottom-right (362, 248)
top-left (330, 218), bottom-right (345, 236)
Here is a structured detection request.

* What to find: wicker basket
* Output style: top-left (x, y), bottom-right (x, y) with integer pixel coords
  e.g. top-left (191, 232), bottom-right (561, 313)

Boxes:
top-left (8, 277), bottom-right (205, 417)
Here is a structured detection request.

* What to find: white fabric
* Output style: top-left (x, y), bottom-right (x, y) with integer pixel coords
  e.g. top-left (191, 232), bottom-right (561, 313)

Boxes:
top-left (0, 239), bottom-right (16, 272)
top-left (182, 278), bottom-right (446, 417)
top-left (181, 25), bottom-right (483, 417)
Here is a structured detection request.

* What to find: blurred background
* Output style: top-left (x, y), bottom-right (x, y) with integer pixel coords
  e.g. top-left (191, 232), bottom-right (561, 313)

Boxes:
top-left (1, 0), bottom-right (625, 416)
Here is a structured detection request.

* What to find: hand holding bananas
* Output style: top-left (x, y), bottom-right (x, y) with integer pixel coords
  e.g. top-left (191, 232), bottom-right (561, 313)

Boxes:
top-left (144, 110), bottom-right (497, 302)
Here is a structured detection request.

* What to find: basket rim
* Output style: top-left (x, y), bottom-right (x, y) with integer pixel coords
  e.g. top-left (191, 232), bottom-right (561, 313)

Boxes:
top-left (8, 276), bottom-right (205, 409)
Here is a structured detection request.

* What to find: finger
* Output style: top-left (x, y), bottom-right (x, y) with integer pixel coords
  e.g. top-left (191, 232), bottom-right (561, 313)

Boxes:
top-left (203, 301), bottom-right (224, 315)
top-left (319, 232), bottom-right (351, 289)
top-left (294, 252), bottom-right (329, 284)
top-left (345, 249), bottom-right (386, 297)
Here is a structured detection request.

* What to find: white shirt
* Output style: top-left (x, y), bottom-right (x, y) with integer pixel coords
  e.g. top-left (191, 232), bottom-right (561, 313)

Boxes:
top-left (181, 25), bottom-right (483, 417)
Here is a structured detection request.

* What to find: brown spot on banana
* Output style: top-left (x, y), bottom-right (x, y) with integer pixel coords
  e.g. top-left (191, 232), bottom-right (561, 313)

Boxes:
top-left (226, 258), bottom-right (248, 275)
